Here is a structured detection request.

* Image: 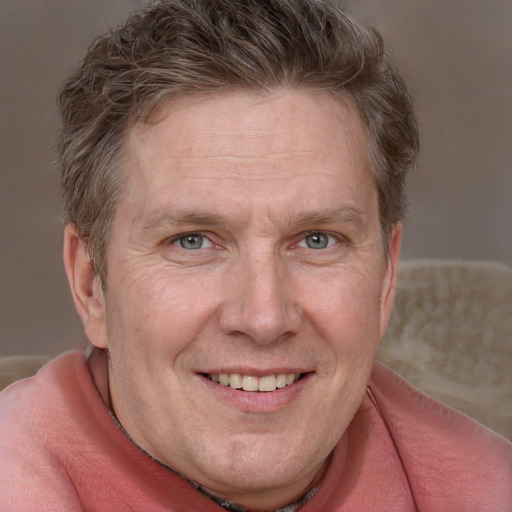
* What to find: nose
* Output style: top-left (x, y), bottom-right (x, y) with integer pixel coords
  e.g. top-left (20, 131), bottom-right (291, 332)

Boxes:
top-left (218, 251), bottom-right (302, 345)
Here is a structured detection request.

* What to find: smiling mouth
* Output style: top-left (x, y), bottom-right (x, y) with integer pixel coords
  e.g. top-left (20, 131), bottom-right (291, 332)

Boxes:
top-left (205, 373), bottom-right (302, 392)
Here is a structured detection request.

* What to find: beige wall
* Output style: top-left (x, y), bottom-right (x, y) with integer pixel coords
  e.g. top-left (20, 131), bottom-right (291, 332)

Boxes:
top-left (346, 0), bottom-right (512, 263)
top-left (1, 0), bottom-right (511, 356)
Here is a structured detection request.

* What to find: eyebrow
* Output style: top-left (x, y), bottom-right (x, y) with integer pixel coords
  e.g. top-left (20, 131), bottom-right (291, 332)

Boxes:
top-left (141, 205), bottom-right (367, 233)
top-left (287, 206), bottom-right (368, 230)
top-left (141, 209), bottom-right (240, 231)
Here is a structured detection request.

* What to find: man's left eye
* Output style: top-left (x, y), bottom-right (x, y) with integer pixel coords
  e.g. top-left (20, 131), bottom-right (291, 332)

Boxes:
top-left (298, 232), bottom-right (337, 250)
top-left (174, 233), bottom-right (213, 250)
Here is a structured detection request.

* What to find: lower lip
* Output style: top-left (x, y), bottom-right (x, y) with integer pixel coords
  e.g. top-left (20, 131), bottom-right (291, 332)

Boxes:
top-left (199, 373), bottom-right (312, 413)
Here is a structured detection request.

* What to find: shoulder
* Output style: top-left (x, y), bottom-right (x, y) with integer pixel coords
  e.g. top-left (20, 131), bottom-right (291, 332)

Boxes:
top-left (0, 350), bottom-right (89, 416)
top-left (0, 350), bottom-right (95, 511)
top-left (368, 361), bottom-right (512, 511)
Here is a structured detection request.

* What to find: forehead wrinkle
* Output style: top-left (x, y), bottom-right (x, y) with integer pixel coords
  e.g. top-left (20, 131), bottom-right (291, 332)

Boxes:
top-left (169, 150), bottom-right (321, 162)
top-left (150, 163), bottom-right (350, 183)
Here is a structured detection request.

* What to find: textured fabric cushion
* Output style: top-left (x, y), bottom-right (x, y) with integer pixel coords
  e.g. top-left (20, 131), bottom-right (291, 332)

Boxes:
top-left (378, 259), bottom-right (512, 440)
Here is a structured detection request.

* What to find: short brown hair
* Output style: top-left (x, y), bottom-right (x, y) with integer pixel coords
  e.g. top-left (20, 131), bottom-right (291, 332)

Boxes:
top-left (56, 0), bottom-right (419, 282)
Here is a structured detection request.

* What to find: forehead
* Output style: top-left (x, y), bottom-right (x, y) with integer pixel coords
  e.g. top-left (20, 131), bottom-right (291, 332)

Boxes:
top-left (120, 90), bottom-right (375, 222)
top-left (127, 90), bottom-right (369, 168)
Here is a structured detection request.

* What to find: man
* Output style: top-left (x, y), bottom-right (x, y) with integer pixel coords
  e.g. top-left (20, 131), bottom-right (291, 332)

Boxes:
top-left (0, 0), bottom-right (511, 510)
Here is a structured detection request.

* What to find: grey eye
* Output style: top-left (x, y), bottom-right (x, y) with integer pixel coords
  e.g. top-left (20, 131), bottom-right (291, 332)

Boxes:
top-left (304, 232), bottom-right (329, 249)
top-left (178, 233), bottom-right (205, 250)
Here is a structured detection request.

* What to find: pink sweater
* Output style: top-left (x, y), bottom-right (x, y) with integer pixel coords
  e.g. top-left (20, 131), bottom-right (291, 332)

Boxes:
top-left (1, 350), bottom-right (511, 511)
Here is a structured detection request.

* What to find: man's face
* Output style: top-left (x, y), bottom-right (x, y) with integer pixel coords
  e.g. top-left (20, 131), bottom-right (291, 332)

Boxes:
top-left (85, 90), bottom-right (400, 507)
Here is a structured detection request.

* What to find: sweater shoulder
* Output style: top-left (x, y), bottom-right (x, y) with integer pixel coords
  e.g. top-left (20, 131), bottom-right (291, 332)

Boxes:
top-left (0, 351), bottom-right (92, 511)
top-left (369, 361), bottom-right (512, 510)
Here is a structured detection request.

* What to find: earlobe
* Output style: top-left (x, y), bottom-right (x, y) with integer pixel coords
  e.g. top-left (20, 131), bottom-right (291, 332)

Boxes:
top-left (63, 224), bottom-right (108, 348)
top-left (379, 223), bottom-right (403, 338)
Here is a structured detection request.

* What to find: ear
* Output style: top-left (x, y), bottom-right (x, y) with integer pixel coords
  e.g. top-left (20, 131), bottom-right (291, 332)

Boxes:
top-left (379, 222), bottom-right (402, 338)
top-left (63, 224), bottom-right (108, 348)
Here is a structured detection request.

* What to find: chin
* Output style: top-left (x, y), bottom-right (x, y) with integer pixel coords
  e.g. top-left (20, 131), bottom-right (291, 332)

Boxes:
top-left (193, 433), bottom-right (326, 495)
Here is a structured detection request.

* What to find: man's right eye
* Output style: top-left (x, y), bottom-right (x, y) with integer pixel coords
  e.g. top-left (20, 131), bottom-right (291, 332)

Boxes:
top-left (173, 233), bottom-right (213, 250)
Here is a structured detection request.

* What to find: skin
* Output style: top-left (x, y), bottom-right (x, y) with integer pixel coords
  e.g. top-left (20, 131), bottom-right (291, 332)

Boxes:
top-left (64, 89), bottom-right (402, 510)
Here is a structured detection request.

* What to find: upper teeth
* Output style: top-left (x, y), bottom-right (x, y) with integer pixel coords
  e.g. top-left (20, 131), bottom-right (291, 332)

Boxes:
top-left (208, 373), bottom-right (300, 392)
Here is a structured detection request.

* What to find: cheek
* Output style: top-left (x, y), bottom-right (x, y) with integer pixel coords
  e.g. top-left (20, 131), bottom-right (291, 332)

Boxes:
top-left (105, 269), bottom-right (222, 357)
top-left (298, 268), bottom-right (384, 403)
top-left (301, 270), bottom-right (383, 342)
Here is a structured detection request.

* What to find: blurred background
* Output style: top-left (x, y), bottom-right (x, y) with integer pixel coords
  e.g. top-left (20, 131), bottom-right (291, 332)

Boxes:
top-left (1, 0), bottom-right (511, 356)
